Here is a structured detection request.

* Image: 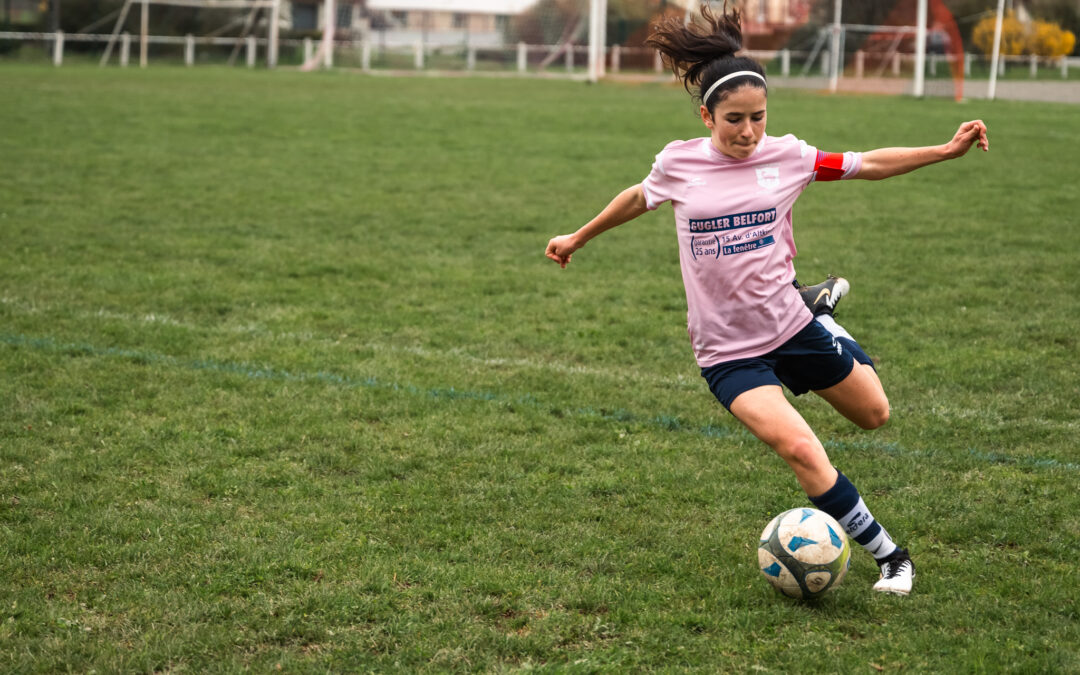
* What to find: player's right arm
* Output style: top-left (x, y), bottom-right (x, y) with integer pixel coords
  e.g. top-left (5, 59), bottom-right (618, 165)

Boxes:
top-left (854, 120), bottom-right (989, 180)
top-left (545, 184), bottom-right (649, 268)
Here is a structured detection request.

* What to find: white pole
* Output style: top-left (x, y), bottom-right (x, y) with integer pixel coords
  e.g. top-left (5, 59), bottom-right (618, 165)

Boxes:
top-left (52, 30), bottom-right (64, 66)
top-left (185, 33), bottom-right (194, 66)
top-left (322, 0), bottom-right (335, 68)
top-left (598, 0), bottom-right (607, 78)
top-left (1029, 53), bottom-right (1037, 77)
top-left (139, 0), bottom-right (148, 68)
top-left (414, 40), bottom-right (423, 69)
top-left (466, 45), bottom-right (475, 71)
top-left (361, 40), bottom-right (371, 71)
top-left (246, 35), bottom-right (256, 67)
top-left (854, 49), bottom-right (864, 78)
top-left (828, 0), bottom-right (841, 92)
top-left (913, 0), bottom-right (927, 96)
top-left (100, 0), bottom-right (133, 66)
top-left (587, 0), bottom-right (601, 82)
top-left (988, 0), bottom-right (1005, 100)
top-left (121, 32), bottom-right (130, 66)
top-left (268, 0), bottom-right (280, 68)
top-left (303, 37), bottom-right (313, 63)
top-left (780, 48), bottom-right (789, 76)
top-left (517, 42), bottom-right (526, 73)
top-left (611, 44), bottom-right (620, 74)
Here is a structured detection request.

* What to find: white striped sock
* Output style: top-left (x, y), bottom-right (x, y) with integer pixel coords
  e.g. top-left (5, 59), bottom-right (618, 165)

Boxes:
top-left (838, 498), bottom-right (899, 561)
top-left (816, 314), bottom-right (853, 341)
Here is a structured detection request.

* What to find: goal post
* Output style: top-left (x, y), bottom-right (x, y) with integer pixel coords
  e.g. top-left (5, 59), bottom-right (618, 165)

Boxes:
top-left (99, 0), bottom-right (282, 67)
top-left (299, 0), bottom-right (333, 69)
top-left (789, 0), bottom-right (966, 102)
top-left (586, 0), bottom-right (607, 82)
top-left (986, 0), bottom-right (1005, 100)
top-left (912, 0), bottom-right (927, 97)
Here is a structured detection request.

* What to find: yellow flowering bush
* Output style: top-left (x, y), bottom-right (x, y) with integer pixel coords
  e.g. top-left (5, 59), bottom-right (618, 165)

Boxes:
top-left (972, 11), bottom-right (1076, 58)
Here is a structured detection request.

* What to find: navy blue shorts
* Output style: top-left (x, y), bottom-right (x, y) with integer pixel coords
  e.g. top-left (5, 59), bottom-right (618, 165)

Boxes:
top-left (700, 319), bottom-right (874, 411)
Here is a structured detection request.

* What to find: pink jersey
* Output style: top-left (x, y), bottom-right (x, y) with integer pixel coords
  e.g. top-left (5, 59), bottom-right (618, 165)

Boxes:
top-left (641, 134), bottom-right (861, 367)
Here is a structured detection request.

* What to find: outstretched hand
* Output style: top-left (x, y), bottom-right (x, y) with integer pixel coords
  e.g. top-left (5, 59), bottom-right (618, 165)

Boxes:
top-left (545, 234), bottom-right (579, 269)
top-left (943, 120), bottom-right (989, 159)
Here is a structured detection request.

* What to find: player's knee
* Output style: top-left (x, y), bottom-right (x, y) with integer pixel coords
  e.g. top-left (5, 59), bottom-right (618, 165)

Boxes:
top-left (776, 435), bottom-right (827, 472)
top-left (857, 399), bottom-right (890, 430)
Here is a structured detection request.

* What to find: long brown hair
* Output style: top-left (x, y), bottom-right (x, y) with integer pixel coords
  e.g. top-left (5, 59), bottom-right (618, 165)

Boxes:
top-left (645, 4), bottom-right (766, 111)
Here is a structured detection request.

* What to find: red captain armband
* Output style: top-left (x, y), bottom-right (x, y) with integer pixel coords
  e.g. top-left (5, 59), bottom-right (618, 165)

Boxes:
top-left (813, 150), bottom-right (846, 182)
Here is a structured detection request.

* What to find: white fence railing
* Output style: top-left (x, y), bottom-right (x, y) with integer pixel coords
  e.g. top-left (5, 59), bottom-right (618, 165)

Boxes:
top-left (2, 31), bottom-right (1077, 82)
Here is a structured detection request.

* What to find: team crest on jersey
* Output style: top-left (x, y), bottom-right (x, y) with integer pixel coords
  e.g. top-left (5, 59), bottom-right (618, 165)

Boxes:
top-left (756, 165), bottom-right (780, 190)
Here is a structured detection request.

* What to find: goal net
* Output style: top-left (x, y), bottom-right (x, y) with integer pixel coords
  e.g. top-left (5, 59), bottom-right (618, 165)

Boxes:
top-left (355, 0), bottom-right (971, 97)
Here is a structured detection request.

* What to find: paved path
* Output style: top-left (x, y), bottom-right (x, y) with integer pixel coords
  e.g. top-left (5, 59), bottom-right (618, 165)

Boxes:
top-left (770, 75), bottom-right (1080, 104)
top-left (607, 73), bottom-right (1079, 104)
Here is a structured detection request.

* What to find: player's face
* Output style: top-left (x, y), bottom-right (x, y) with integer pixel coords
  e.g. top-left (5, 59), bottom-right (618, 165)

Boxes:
top-left (701, 85), bottom-right (767, 160)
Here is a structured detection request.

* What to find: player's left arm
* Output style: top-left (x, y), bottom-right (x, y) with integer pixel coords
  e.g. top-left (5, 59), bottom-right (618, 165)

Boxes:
top-left (854, 119), bottom-right (989, 181)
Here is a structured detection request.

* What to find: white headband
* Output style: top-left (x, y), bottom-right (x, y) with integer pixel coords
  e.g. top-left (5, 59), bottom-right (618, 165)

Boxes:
top-left (701, 70), bottom-right (766, 106)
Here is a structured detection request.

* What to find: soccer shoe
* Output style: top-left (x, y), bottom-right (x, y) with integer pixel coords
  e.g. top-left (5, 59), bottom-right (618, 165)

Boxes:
top-left (873, 548), bottom-right (915, 596)
top-left (798, 275), bottom-right (850, 317)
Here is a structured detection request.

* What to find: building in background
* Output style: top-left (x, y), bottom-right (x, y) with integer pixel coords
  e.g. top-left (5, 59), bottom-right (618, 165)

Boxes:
top-left (281, 0), bottom-right (815, 50)
top-left (287, 0), bottom-right (534, 47)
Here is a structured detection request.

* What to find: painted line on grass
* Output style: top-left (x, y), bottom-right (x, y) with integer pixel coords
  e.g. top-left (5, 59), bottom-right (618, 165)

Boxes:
top-left (3, 332), bottom-right (1077, 473)
top-left (0, 295), bottom-right (703, 392)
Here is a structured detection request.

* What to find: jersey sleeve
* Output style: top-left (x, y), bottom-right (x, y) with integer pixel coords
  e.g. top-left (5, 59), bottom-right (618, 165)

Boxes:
top-left (810, 150), bottom-right (863, 182)
top-left (640, 147), bottom-right (675, 210)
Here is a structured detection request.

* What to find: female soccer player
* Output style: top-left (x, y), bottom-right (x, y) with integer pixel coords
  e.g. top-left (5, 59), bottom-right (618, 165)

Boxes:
top-left (544, 5), bottom-right (988, 595)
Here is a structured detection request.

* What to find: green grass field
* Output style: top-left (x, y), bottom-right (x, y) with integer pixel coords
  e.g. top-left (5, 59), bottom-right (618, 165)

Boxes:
top-left (2, 65), bottom-right (1079, 672)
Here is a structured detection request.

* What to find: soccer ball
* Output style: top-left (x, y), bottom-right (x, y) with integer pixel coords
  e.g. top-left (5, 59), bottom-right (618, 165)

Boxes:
top-left (758, 507), bottom-right (851, 600)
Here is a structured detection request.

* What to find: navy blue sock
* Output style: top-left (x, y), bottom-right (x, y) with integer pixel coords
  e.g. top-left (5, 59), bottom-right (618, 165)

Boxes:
top-left (810, 471), bottom-right (898, 562)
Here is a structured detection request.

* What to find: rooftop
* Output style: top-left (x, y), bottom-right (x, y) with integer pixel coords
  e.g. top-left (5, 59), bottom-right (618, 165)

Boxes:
top-left (366, 0), bottom-right (536, 14)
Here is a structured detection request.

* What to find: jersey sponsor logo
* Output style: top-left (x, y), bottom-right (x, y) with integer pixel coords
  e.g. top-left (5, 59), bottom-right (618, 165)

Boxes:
top-left (687, 176), bottom-right (707, 188)
top-left (721, 235), bottom-right (774, 256)
top-left (688, 208), bottom-right (776, 233)
top-left (690, 234), bottom-right (721, 260)
top-left (755, 164), bottom-right (780, 190)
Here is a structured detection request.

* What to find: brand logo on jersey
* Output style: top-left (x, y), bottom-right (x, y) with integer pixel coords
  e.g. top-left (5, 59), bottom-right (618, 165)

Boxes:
top-left (689, 208), bottom-right (776, 233)
top-left (687, 177), bottom-right (707, 188)
top-left (756, 164), bottom-right (780, 190)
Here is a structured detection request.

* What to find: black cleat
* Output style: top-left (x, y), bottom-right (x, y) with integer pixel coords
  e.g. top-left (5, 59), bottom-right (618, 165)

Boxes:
top-left (797, 275), bottom-right (850, 317)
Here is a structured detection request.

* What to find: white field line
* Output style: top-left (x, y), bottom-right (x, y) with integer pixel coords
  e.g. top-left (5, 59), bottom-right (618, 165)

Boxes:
top-left (7, 298), bottom-right (1080, 470)
top-left (1, 295), bottom-right (701, 391)
top-left (8, 296), bottom-right (1079, 434)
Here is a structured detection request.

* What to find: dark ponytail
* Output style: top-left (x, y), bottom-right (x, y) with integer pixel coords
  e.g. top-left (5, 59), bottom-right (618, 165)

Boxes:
top-left (645, 3), bottom-right (766, 111)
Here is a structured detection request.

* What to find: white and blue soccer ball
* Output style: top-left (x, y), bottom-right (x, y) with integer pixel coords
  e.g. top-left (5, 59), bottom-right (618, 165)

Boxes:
top-left (758, 507), bottom-right (851, 600)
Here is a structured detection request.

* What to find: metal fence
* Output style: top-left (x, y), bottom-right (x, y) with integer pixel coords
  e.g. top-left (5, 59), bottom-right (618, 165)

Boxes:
top-left (3, 31), bottom-right (1078, 102)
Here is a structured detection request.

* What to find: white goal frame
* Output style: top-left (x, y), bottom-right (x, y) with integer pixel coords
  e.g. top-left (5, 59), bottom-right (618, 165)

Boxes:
top-left (100, 0), bottom-right (282, 67)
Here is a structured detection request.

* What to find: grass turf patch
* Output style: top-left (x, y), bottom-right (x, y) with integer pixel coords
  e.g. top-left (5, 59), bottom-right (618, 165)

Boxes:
top-left (1, 65), bottom-right (1079, 672)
